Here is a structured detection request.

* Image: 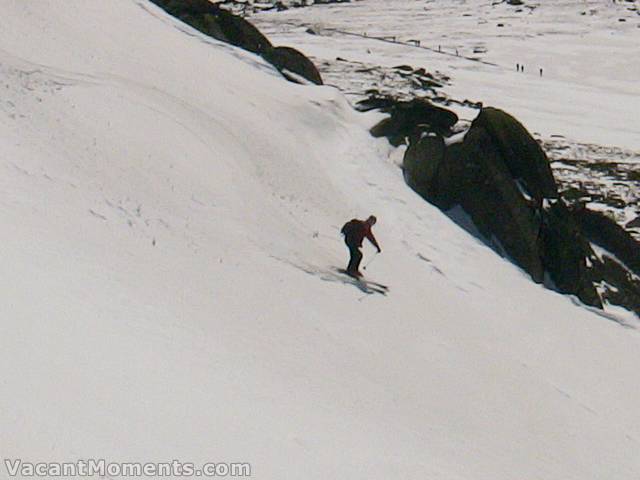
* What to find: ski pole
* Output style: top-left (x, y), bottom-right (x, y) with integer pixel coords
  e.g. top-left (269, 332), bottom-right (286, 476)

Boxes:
top-left (362, 251), bottom-right (379, 270)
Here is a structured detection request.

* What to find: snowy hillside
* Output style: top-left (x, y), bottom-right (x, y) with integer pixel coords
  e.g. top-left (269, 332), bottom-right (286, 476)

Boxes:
top-left (250, 0), bottom-right (640, 232)
top-left (2, 1), bottom-right (640, 479)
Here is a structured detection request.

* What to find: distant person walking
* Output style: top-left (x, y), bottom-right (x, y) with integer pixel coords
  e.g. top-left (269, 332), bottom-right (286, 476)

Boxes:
top-left (539, 67), bottom-right (543, 77)
top-left (340, 216), bottom-right (381, 278)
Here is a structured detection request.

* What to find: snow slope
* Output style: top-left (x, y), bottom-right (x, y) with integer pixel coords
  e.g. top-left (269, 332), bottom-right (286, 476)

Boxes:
top-left (252, 0), bottom-right (640, 150)
top-left (2, 1), bottom-right (640, 479)
top-left (250, 0), bottom-right (640, 231)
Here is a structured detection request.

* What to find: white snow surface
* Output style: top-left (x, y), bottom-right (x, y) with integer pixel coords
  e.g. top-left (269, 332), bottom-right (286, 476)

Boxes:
top-left (252, 0), bottom-right (640, 150)
top-left (1, 1), bottom-right (640, 479)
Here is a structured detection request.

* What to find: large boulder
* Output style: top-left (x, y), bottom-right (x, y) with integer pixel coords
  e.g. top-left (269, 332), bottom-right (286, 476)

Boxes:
top-left (400, 104), bottom-right (640, 315)
top-left (574, 207), bottom-right (640, 316)
top-left (473, 108), bottom-right (558, 202)
top-left (403, 133), bottom-right (449, 207)
top-left (444, 121), bottom-right (546, 282)
top-left (539, 201), bottom-right (602, 308)
top-left (370, 98), bottom-right (459, 146)
top-left (176, 11), bottom-right (230, 43)
top-left (208, 8), bottom-right (272, 55)
top-left (263, 46), bottom-right (323, 85)
top-left (589, 255), bottom-right (640, 317)
top-left (403, 106), bottom-right (603, 306)
top-left (150, 1), bottom-right (323, 85)
top-left (158, 0), bottom-right (218, 15)
top-left (575, 207), bottom-right (640, 274)
top-left (151, 0), bottom-right (272, 54)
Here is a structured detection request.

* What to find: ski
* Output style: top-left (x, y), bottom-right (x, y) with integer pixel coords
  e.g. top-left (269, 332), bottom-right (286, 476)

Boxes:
top-left (336, 268), bottom-right (389, 293)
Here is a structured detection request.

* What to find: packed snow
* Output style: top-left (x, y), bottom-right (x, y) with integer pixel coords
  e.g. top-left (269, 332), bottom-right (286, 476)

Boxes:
top-left (251, 0), bottom-right (640, 233)
top-left (252, 0), bottom-right (640, 149)
top-left (1, 1), bottom-right (640, 479)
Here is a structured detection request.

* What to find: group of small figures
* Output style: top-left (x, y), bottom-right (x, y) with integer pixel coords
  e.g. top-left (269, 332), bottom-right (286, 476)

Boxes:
top-left (517, 63), bottom-right (544, 76)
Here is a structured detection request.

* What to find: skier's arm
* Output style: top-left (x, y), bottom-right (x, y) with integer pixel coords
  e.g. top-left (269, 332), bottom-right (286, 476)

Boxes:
top-left (366, 230), bottom-right (381, 252)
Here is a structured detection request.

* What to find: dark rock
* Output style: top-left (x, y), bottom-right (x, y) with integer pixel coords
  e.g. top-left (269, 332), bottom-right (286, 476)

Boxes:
top-left (182, 12), bottom-right (229, 43)
top-left (355, 94), bottom-right (397, 112)
top-left (539, 201), bottom-right (602, 308)
top-left (150, 0), bottom-right (272, 54)
top-left (151, 0), bottom-right (323, 86)
top-left (473, 108), bottom-right (558, 202)
top-left (575, 207), bottom-right (640, 274)
top-left (628, 216), bottom-right (640, 228)
top-left (402, 106), bottom-right (604, 307)
top-left (403, 133), bottom-right (449, 207)
top-left (445, 123), bottom-right (546, 282)
top-left (153, 0), bottom-right (216, 15)
top-left (370, 98), bottom-right (459, 146)
top-left (582, 208), bottom-right (640, 316)
top-left (590, 255), bottom-right (640, 317)
top-left (263, 46), bottom-right (323, 85)
top-left (204, 7), bottom-right (273, 55)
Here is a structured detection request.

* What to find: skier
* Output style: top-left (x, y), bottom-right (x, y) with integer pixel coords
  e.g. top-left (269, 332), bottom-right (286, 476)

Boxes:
top-left (340, 215), bottom-right (381, 278)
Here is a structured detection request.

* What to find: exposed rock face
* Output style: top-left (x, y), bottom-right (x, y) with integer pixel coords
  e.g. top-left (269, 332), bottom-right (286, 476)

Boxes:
top-left (399, 103), bottom-right (640, 316)
top-left (151, 0), bottom-right (272, 53)
top-left (472, 108), bottom-right (558, 202)
top-left (576, 207), bottom-right (640, 274)
top-left (370, 98), bottom-right (459, 146)
top-left (263, 46), bottom-right (323, 85)
top-left (403, 134), bottom-right (447, 206)
top-left (208, 7), bottom-right (273, 54)
top-left (590, 255), bottom-right (640, 317)
top-left (628, 216), bottom-right (640, 229)
top-left (150, 0), bottom-right (322, 85)
top-left (402, 105), bottom-right (611, 310)
top-left (445, 119), bottom-right (546, 283)
top-left (573, 208), bottom-right (640, 316)
top-left (539, 201), bottom-right (602, 307)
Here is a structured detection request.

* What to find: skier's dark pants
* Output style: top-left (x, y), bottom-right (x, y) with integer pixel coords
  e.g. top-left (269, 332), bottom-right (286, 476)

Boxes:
top-left (346, 240), bottom-right (363, 274)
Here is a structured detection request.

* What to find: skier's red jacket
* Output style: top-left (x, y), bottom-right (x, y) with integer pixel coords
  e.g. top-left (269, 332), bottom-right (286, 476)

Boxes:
top-left (341, 219), bottom-right (381, 250)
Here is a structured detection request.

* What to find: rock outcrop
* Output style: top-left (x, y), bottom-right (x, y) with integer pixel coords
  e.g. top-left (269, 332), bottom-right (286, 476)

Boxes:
top-left (539, 201), bottom-right (601, 307)
top-left (399, 104), bottom-right (640, 314)
top-left (370, 98), bottom-right (459, 146)
top-left (150, 0), bottom-right (323, 85)
top-left (444, 115), bottom-right (548, 283)
top-left (404, 107), bottom-right (554, 285)
top-left (589, 254), bottom-right (640, 317)
top-left (471, 108), bottom-right (558, 202)
top-left (575, 207), bottom-right (640, 274)
top-left (152, 0), bottom-right (272, 53)
top-left (263, 46), bottom-right (323, 85)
